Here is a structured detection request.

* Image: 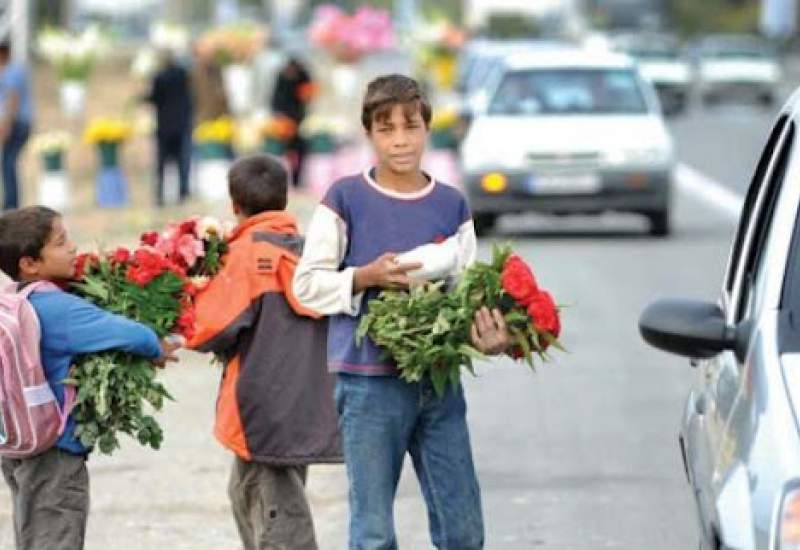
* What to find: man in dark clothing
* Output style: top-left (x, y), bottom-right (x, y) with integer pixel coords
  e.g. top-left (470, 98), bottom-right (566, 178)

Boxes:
top-left (0, 40), bottom-right (33, 210)
top-left (271, 57), bottom-right (313, 186)
top-left (145, 50), bottom-right (193, 206)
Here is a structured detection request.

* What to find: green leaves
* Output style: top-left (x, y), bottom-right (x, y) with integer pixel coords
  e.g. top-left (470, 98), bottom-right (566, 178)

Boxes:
top-left (65, 352), bottom-right (173, 455)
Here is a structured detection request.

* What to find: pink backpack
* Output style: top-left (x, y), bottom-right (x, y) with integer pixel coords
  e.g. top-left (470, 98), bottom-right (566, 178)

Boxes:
top-left (0, 282), bottom-right (74, 458)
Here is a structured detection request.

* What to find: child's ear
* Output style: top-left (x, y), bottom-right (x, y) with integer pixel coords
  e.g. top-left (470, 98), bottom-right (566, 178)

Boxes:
top-left (231, 201), bottom-right (242, 216)
top-left (18, 256), bottom-right (39, 278)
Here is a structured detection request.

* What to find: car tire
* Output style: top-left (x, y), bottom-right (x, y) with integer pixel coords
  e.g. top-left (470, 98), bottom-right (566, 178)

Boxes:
top-left (473, 213), bottom-right (497, 237)
top-left (648, 209), bottom-right (671, 237)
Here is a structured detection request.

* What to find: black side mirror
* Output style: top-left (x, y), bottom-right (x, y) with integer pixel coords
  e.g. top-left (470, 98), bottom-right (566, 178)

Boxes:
top-left (638, 299), bottom-right (749, 361)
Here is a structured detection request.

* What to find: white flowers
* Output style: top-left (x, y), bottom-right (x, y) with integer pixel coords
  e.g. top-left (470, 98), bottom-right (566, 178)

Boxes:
top-left (195, 216), bottom-right (225, 240)
top-left (30, 131), bottom-right (72, 154)
top-left (37, 25), bottom-right (109, 82)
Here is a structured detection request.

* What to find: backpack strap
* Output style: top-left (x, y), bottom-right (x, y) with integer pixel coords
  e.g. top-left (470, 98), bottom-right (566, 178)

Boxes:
top-left (15, 281), bottom-right (58, 299)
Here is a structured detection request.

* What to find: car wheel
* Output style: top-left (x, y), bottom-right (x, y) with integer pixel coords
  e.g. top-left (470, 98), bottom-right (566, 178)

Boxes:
top-left (648, 209), bottom-right (671, 237)
top-left (473, 213), bottom-right (497, 237)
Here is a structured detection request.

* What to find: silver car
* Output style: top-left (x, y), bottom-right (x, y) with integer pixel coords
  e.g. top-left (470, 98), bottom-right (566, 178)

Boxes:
top-left (639, 92), bottom-right (800, 548)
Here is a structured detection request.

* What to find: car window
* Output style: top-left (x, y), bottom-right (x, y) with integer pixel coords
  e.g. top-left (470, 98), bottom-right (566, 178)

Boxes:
top-left (737, 123), bottom-right (795, 322)
top-left (724, 115), bottom-right (788, 294)
top-left (488, 69), bottom-right (648, 116)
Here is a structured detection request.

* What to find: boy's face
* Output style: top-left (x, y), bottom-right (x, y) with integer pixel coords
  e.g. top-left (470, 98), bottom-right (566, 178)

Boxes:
top-left (368, 103), bottom-right (428, 176)
top-left (19, 217), bottom-right (77, 282)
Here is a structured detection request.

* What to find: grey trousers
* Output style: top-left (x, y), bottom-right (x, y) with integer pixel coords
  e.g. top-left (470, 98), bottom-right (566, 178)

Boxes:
top-left (1, 447), bottom-right (90, 550)
top-left (228, 457), bottom-right (318, 550)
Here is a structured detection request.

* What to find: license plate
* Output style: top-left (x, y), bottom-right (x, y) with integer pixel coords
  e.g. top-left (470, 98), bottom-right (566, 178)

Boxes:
top-left (526, 173), bottom-right (601, 195)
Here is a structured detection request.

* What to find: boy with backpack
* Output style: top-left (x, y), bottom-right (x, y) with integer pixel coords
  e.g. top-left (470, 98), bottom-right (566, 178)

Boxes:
top-left (293, 75), bottom-right (509, 549)
top-left (0, 206), bottom-right (178, 550)
top-left (187, 154), bottom-right (341, 550)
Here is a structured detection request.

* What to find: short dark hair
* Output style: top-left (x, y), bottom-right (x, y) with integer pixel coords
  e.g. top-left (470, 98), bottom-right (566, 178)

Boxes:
top-left (361, 74), bottom-right (431, 131)
top-left (0, 206), bottom-right (60, 281)
top-left (0, 40), bottom-right (11, 58)
top-left (228, 154), bottom-right (288, 216)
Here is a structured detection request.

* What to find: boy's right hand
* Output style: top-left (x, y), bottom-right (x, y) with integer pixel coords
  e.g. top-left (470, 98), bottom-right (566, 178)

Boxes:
top-left (354, 253), bottom-right (423, 292)
top-left (153, 336), bottom-right (183, 368)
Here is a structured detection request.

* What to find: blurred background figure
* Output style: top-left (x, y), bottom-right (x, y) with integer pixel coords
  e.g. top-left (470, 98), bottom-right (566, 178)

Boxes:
top-left (191, 41), bottom-right (230, 123)
top-left (271, 56), bottom-right (313, 186)
top-left (0, 39), bottom-right (32, 210)
top-left (144, 48), bottom-right (193, 206)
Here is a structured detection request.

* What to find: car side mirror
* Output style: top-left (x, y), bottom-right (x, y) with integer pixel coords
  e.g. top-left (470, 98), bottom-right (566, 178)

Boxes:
top-left (638, 298), bottom-right (751, 362)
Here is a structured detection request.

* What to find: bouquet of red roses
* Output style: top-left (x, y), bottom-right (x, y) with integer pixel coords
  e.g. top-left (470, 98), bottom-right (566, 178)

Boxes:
top-left (357, 245), bottom-right (563, 397)
top-left (66, 216), bottom-right (229, 454)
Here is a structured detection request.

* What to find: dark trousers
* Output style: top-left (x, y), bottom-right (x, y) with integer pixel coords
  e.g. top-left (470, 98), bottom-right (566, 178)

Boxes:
top-left (156, 130), bottom-right (191, 206)
top-left (2, 448), bottom-right (90, 550)
top-left (3, 121), bottom-right (30, 210)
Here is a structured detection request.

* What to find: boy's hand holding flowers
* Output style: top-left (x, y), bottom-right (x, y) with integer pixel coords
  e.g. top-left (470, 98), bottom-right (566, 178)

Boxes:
top-left (353, 252), bottom-right (422, 292)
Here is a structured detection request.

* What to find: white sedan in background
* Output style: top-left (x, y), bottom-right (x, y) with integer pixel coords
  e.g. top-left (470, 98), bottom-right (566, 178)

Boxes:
top-left (460, 48), bottom-right (675, 236)
top-left (694, 34), bottom-right (782, 107)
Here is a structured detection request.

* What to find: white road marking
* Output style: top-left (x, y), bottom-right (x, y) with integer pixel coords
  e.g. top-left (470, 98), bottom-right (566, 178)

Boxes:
top-left (675, 163), bottom-right (744, 220)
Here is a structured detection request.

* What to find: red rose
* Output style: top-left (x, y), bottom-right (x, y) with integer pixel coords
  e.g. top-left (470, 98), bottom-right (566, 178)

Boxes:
top-left (126, 249), bottom-right (168, 287)
top-left (111, 247), bottom-right (130, 265)
top-left (74, 253), bottom-right (98, 280)
top-left (140, 231), bottom-right (159, 247)
top-left (179, 220), bottom-right (197, 236)
top-left (527, 291), bottom-right (561, 339)
top-left (176, 307), bottom-right (196, 340)
top-left (501, 255), bottom-right (539, 305)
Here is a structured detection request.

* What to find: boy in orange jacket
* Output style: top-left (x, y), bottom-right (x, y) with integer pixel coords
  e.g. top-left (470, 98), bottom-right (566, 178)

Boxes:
top-left (188, 154), bottom-right (341, 550)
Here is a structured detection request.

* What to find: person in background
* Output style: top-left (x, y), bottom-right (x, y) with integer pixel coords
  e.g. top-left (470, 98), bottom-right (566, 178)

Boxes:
top-left (143, 49), bottom-right (193, 206)
top-left (271, 57), bottom-right (314, 186)
top-left (191, 42), bottom-right (230, 123)
top-left (0, 40), bottom-right (33, 210)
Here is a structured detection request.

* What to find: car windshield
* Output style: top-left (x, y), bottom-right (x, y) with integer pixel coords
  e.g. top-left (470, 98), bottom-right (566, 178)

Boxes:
top-left (628, 45), bottom-right (680, 60)
top-left (488, 68), bottom-right (648, 116)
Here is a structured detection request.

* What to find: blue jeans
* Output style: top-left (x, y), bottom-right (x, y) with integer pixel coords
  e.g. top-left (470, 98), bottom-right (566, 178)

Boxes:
top-left (335, 373), bottom-right (484, 550)
top-left (3, 121), bottom-right (29, 210)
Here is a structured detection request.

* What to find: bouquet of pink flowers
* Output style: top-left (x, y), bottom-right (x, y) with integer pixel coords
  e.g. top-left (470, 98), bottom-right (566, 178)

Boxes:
top-left (308, 5), bottom-right (395, 63)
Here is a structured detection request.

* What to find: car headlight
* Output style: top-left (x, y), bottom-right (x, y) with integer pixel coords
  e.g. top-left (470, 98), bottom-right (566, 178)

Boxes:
top-left (605, 148), bottom-right (671, 167)
top-left (778, 486), bottom-right (800, 549)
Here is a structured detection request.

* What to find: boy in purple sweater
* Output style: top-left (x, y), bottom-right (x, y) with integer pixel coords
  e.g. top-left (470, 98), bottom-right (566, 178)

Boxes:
top-left (0, 206), bottom-right (178, 550)
top-left (294, 75), bottom-right (509, 549)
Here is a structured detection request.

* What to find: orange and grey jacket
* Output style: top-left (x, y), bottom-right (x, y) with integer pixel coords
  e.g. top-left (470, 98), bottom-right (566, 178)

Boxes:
top-left (188, 211), bottom-right (342, 465)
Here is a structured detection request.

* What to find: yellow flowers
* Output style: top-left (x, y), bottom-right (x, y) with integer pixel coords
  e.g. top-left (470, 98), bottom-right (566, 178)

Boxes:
top-left (83, 118), bottom-right (132, 144)
top-left (430, 107), bottom-right (459, 131)
top-left (194, 117), bottom-right (236, 144)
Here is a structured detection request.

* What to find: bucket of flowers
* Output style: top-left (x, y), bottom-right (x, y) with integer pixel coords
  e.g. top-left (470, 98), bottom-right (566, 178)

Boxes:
top-left (83, 118), bottom-right (133, 208)
top-left (31, 131), bottom-right (72, 210)
top-left (194, 116), bottom-right (237, 201)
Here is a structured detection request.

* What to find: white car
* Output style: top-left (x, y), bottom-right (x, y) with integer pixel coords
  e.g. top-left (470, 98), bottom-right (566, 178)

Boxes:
top-left (460, 48), bottom-right (675, 236)
top-left (613, 34), bottom-right (692, 115)
top-left (695, 35), bottom-right (781, 106)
